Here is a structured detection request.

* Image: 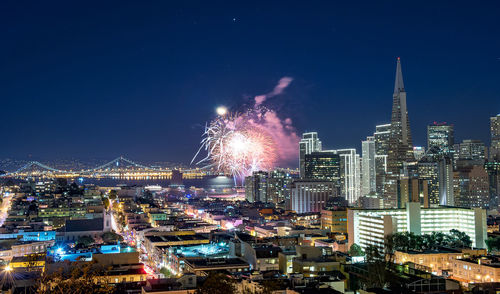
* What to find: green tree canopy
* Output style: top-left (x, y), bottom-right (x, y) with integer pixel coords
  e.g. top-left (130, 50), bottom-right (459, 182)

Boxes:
top-left (76, 236), bottom-right (95, 248)
top-left (349, 243), bottom-right (364, 257)
top-left (388, 229), bottom-right (472, 252)
top-left (101, 232), bottom-right (123, 244)
top-left (196, 273), bottom-right (236, 294)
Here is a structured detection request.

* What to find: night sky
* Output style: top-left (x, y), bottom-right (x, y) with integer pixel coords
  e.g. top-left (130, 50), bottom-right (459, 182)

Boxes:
top-left (1, 1), bottom-right (499, 166)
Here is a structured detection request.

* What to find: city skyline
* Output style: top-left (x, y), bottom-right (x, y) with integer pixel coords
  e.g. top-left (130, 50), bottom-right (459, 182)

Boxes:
top-left (2, 3), bottom-right (500, 292)
top-left (1, 2), bottom-right (499, 163)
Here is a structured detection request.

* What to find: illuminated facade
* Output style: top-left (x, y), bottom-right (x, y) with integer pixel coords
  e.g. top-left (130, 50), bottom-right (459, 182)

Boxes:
top-left (299, 132), bottom-right (322, 178)
top-left (347, 203), bottom-right (487, 251)
top-left (491, 114), bottom-right (500, 161)
top-left (335, 149), bottom-right (361, 204)
top-left (386, 58), bottom-right (414, 208)
top-left (453, 165), bottom-right (490, 209)
top-left (427, 123), bottom-right (454, 153)
top-left (374, 123), bottom-right (391, 196)
top-left (289, 180), bottom-right (336, 213)
top-left (304, 151), bottom-right (340, 184)
top-left (362, 136), bottom-right (376, 196)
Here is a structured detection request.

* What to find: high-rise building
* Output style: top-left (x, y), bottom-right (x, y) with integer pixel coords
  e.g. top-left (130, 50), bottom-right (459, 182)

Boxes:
top-left (374, 124), bottom-right (391, 196)
top-left (267, 169), bottom-right (293, 208)
top-left (485, 162), bottom-right (500, 210)
top-left (374, 124), bottom-right (391, 156)
top-left (304, 151), bottom-right (340, 190)
top-left (244, 171), bottom-right (269, 203)
top-left (454, 165), bottom-right (490, 209)
top-left (491, 114), bottom-right (500, 161)
top-left (299, 132), bottom-right (322, 178)
top-left (361, 136), bottom-right (376, 196)
top-left (438, 156), bottom-right (454, 206)
top-left (289, 180), bottom-right (335, 213)
top-left (386, 58), bottom-right (414, 208)
top-left (245, 170), bottom-right (292, 207)
top-left (397, 178), bottom-right (429, 208)
top-left (417, 158), bottom-right (440, 207)
top-left (427, 122), bottom-right (454, 154)
top-left (335, 149), bottom-right (361, 204)
top-left (454, 139), bottom-right (487, 169)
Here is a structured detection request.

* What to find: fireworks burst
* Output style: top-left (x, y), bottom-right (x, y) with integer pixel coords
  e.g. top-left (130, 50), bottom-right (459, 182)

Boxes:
top-left (192, 108), bottom-right (276, 182)
top-left (192, 77), bottom-right (300, 184)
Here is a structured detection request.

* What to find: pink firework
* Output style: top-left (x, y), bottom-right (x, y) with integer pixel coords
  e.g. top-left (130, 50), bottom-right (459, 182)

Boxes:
top-left (192, 110), bottom-right (276, 182)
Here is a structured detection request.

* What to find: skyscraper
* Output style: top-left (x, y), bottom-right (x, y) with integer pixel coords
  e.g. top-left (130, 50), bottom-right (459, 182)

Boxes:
top-left (491, 114), bottom-right (500, 161)
top-left (335, 149), bottom-right (361, 204)
top-left (304, 151), bottom-right (341, 185)
top-left (374, 123), bottom-right (391, 156)
top-left (438, 156), bottom-right (454, 206)
top-left (417, 158), bottom-right (440, 206)
top-left (267, 169), bottom-right (293, 208)
top-left (244, 171), bottom-right (269, 203)
top-left (374, 123), bottom-right (391, 195)
top-left (299, 132), bottom-right (322, 178)
top-left (454, 139), bottom-right (486, 165)
top-left (386, 58), bottom-right (414, 207)
top-left (289, 180), bottom-right (335, 213)
top-left (427, 122), bottom-right (454, 154)
top-left (361, 136), bottom-right (376, 196)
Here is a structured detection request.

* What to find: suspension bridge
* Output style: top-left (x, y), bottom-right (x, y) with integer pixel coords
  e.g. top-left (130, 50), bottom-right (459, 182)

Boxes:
top-left (0, 156), bottom-right (208, 179)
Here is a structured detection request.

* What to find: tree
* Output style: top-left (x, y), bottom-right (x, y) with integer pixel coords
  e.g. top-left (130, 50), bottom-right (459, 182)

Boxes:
top-left (196, 273), bottom-right (236, 294)
top-left (76, 236), bottom-right (95, 248)
top-left (101, 232), bottom-right (123, 243)
top-left (448, 229), bottom-right (472, 248)
top-left (349, 243), bottom-right (364, 257)
top-left (364, 245), bottom-right (387, 288)
top-left (486, 236), bottom-right (500, 252)
top-left (36, 260), bottom-right (114, 294)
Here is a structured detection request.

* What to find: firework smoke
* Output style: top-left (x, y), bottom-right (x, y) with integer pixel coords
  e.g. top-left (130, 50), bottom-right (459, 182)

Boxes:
top-left (192, 78), bottom-right (299, 183)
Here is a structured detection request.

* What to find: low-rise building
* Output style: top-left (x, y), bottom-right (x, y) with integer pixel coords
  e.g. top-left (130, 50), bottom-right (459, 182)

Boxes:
top-left (394, 248), bottom-right (487, 276)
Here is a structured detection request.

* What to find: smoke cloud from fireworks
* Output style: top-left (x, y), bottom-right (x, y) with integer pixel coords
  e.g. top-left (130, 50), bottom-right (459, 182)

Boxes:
top-left (193, 77), bottom-right (299, 181)
top-left (254, 77), bottom-right (294, 106)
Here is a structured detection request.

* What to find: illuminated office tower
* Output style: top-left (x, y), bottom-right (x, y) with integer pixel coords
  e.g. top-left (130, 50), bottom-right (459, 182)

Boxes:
top-left (361, 136), bottom-right (376, 196)
top-left (299, 132), bottom-right (322, 178)
top-left (454, 165), bottom-right (490, 209)
top-left (244, 171), bottom-right (268, 203)
top-left (335, 149), bottom-right (361, 204)
top-left (491, 114), bottom-right (500, 161)
top-left (427, 122), bottom-right (454, 154)
top-left (374, 124), bottom-right (391, 155)
top-left (485, 162), bottom-right (500, 209)
top-left (374, 124), bottom-right (391, 195)
top-left (454, 139), bottom-right (487, 168)
top-left (267, 169), bottom-right (293, 209)
top-left (438, 156), bottom-right (454, 206)
top-left (304, 151), bottom-right (341, 188)
top-left (417, 158), bottom-right (440, 206)
top-left (386, 58), bottom-right (414, 207)
top-left (289, 180), bottom-right (336, 213)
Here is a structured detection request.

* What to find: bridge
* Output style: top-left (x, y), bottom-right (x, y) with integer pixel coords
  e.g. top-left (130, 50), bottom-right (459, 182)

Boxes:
top-left (0, 156), bottom-right (208, 179)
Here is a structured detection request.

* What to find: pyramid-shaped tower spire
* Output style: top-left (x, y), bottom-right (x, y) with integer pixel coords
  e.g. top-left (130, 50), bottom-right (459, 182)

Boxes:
top-left (394, 57), bottom-right (405, 94)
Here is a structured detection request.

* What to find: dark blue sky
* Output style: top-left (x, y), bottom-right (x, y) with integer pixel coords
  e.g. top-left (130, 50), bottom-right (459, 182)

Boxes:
top-left (1, 1), bottom-right (499, 165)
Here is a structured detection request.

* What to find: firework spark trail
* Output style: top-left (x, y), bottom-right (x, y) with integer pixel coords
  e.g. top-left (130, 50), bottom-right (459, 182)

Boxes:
top-left (192, 78), bottom-right (299, 183)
